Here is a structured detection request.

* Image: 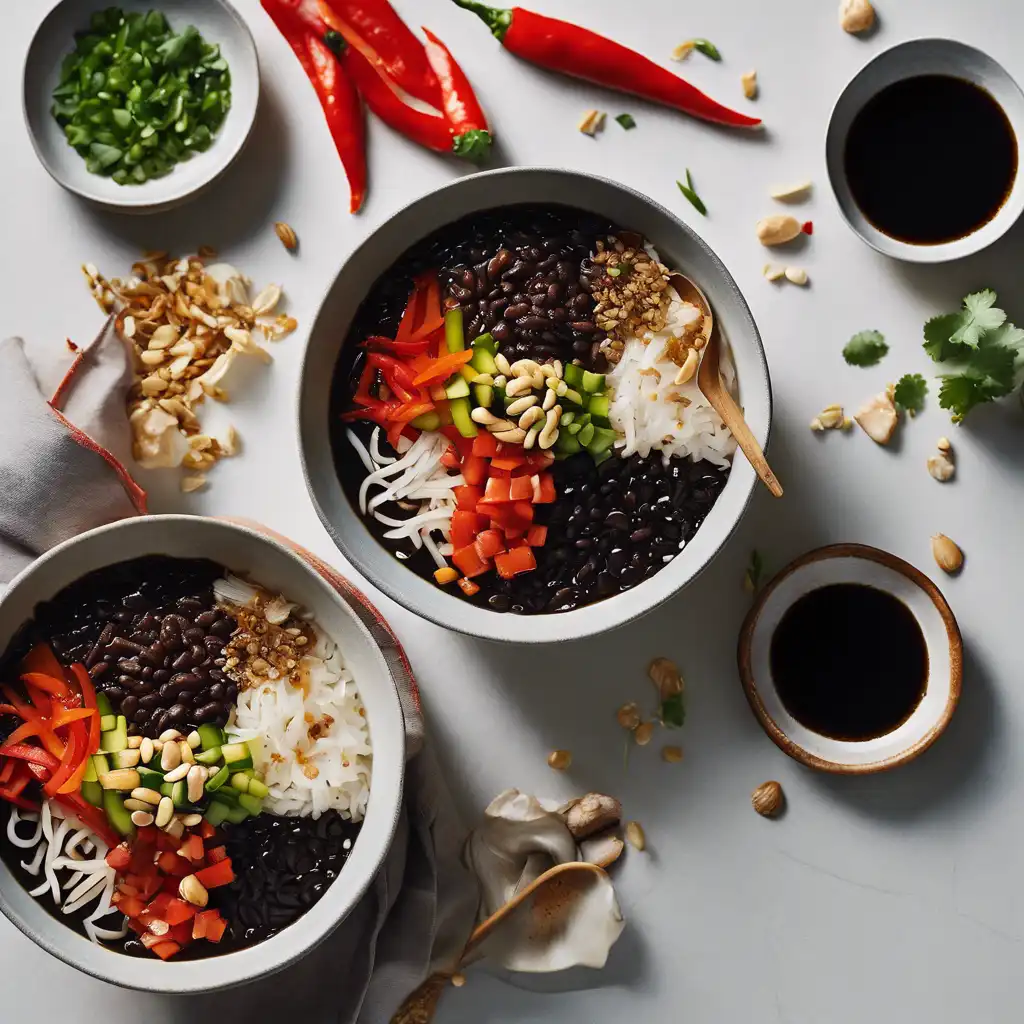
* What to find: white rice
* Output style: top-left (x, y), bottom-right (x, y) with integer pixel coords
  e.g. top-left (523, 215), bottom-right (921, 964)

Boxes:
top-left (606, 286), bottom-right (737, 469)
top-left (227, 618), bottom-right (372, 822)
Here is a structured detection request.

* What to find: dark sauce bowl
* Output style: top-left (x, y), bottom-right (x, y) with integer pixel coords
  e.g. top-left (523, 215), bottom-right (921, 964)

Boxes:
top-left (826, 39), bottom-right (1024, 263)
top-left (297, 168), bottom-right (773, 644)
top-left (0, 516), bottom-right (404, 992)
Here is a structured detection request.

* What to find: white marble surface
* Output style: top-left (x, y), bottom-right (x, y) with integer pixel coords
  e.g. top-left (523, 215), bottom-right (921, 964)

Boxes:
top-left (3, 0), bottom-right (1024, 1021)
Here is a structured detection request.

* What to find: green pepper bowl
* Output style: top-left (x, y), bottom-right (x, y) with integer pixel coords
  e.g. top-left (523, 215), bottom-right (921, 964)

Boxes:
top-left (22, 0), bottom-right (259, 213)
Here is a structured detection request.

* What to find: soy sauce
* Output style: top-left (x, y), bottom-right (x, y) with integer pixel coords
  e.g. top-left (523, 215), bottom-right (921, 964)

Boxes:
top-left (844, 75), bottom-right (1017, 244)
top-left (769, 584), bottom-right (928, 741)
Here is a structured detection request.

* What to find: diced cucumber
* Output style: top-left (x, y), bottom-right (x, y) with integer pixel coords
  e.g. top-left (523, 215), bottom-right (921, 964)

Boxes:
top-left (449, 397), bottom-right (477, 438)
top-left (210, 787), bottom-right (238, 806)
top-left (205, 764), bottom-right (230, 793)
top-left (560, 387), bottom-right (585, 407)
top-left (245, 737), bottom-right (263, 763)
top-left (224, 804), bottom-right (251, 824)
top-left (470, 342), bottom-right (498, 376)
top-left (555, 431), bottom-right (582, 455)
top-left (581, 370), bottom-right (605, 394)
top-left (445, 375), bottom-right (470, 400)
top-left (587, 394), bottom-right (611, 426)
top-left (83, 756), bottom-right (98, 783)
top-left (563, 363), bottom-right (584, 388)
top-left (410, 411), bottom-right (441, 430)
top-left (237, 793), bottom-right (263, 816)
top-left (204, 801), bottom-right (230, 827)
top-left (196, 725), bottom-right (225, 750)
top-left (138, 768), bottom-right (164, 789)
top-left (220, 742), bottom-right (249, 764)
top-left (560, 411), bottom-right (575, 426)
top-left (171, 780), bottom-right (188, 808)
top-left (100, 721), bottom-right (128, 753)
top-left (103, 790), bottom-right (134, 838)
top-left (81, 780), bottom-right (103, 807)
top-left (91, 753), bottom-right (110, 776)
top-left (578, 423), bottom-right (596, 447)
top-left (99, 714), bottom-right (117, 732)
top-left (160, 781), bottom-right (174, 798)
top-left (113, 749), bottom-right (140, 769)
top-left (472, 332), bottom-right (497, 354)
top-left (444, 307), bottom-right (465, 353)
top-left (565, 422), bottom-right (581, 436)
top-left (95, 692), bottom-right (114, 717)
top-left (230, 773), bottom-right (250, 793)
top-left (576, 413), bottom-right (592, 429)
top-left (588, 426), bottom-right (617, 456)
top-left (592, 448), bottom-right (613, 466)
top-left (473, 383), bottom-right (494, 408)
top-left (247, 778), bottom-right (269, 799)
top-left (195, 747), bottom-right (222, 766)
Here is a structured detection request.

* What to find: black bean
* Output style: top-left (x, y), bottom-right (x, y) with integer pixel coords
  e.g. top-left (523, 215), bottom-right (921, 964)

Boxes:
top-left (167, 703), bottom-right (190, 723)
top-left (195, 702), bottom-right (222, 722)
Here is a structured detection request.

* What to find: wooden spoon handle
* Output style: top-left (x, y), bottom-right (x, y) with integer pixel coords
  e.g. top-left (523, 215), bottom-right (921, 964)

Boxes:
top-left (707, 387), bottom-right (783, 498)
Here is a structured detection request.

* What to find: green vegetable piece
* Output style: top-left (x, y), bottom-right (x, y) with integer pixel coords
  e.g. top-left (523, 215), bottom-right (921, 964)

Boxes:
top-left (677, 174), bottom-right (707, 217)
top-left (951, 289), bottom-right (1006, 348)
top-left (247, 778), bottom-right (270, 799)
top-left (220, 741), bottom-right (249, 764)
top-left (205, 764), bottom-right (231, 793)
top-left (562, 363), bottom-right (584, 388)
top-left (445, 307), bottom-right (465, 353)
top-left (566, 422), bottom-right (582, 436)
top-left (196, 724), bottom-right (224, 749)
top-left (81, 780), bottom-right (104, 808)
top-left (691, 38), bottom-right (721, 60)
top-left (83, 755), bottom-right (98, 784)
top-left (555, 431), bottom-right (582, 455)
top-left (204, 800), bottom-right (230, 827)
top-left (660, 691), bottom-right (686, 728)
top-left (577, 423), bottom-right (596, 447)
top-left (195, 747), bottom-right (222, 766)
top-left (560, 410), bottom-right (575, 426)
top-left (237, 793), bottom-right (263, 817)
top-left (473, 383), bottom-right (494, 409)
top-left (472, 332), bottom-right (497, 354)
top-left (843, 329), bottom-right (888, 367)
top-left (581, 370), bottom-right (605, 394)
top-left (91, 753), bottom-right (110, 776)
top-left (224, 803), bottom-right (251, 824)
top-left (230, 772), bottom-right (250, 793)
top-left (445, 375), bottom-right (471, 400)
top-left (99, 721), bottom-right (128, 753)
top-left (210, 786), bottom-right (238, 806)
top-left (103, 790), bottom-right (135, 838)
top-left (587, 394), bottom-right (611, 426)
top-left (450, 397), bottom-right (478, 438)
top-left (99, 713), bottom-right (117, 732)
top-left (170, 780), bottom-right (188, 808)
top-left (587, 426), bottom-right (617, 457)
top-left (138, 768), bottom-right (164, 789)
top-left (615, 113), bottom-right (637, 130)
top-left (893, 373), bottom-right (928, 414)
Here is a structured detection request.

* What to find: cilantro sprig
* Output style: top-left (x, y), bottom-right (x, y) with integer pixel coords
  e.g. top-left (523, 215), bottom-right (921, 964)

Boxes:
top-left (843, 330), bottom-right (888, 367)
top-left (893, 373), bottom-right (928, 415)
top-left (922, 290), bottom-right (1024, 422)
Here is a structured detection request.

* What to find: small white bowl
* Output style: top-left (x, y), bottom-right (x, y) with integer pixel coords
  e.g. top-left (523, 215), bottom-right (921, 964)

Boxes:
top-left (738, 544), bottom-right (962, 774)
top-left (826, 39), bottom-right (1024, 263)
top-left (23, 0), bottom-right (259, 213)
top-left (0, 516), bottom-right (405, 992)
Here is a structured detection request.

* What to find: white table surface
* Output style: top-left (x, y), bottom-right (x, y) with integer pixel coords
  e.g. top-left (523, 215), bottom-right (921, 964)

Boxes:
top-left (4, 0), bottom-right (1024, 1020)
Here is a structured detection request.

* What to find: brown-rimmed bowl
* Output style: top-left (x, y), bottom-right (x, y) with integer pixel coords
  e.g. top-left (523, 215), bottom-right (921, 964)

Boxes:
top-left (737, 544), bottom-right (962, 774)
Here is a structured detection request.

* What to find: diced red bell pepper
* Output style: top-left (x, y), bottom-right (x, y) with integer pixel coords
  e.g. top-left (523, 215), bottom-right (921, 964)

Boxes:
top-left (156, 831), bottom-right (182, 852)
top-left (151, 941), bottom-right (182, 961)
top-left (450, 510), bottom-right (486, 550)
top-left (461, 454), bottom-right (487, 486)
top-left (183, 835), bottom-right (205, 863)
top-left (526, 524), bottom-right (548, 547)
top-left (441, 445), bottom-right (461, 470)
top-left (158, 851), bottom-right (192, 876)
top-left (129, 840), bottom-right (157, 875)
top-left (471, 432), bottom-right (499, 458)
top-left (508, 476), bottom-right (534, 502)
top-left (113, 893), bottom-right (148, 919)
top-left (474, 529), bottom-right (505, 559)
top-left (495, 547), bottom-right (537, 579)
top-left (105, 844), bottom-right (133, 871)
top-left (204, 914), bottom-right (227, 943)
top-left (169, 921), bottom-right (194, 946)
top-left (487, 505), bottom-right (530, 532)
top-left (452, 544), bottom-right (491, 579)
top-left (457, 577), bottom-right (480, 597)
top-left (491, 452), bottom-right (528, 471)
top-left (194, 858), bottom-right (236, 889)
top-left (140, 931), bottom-right (166, 950)
top-left (163, 898), bottom-right (197, 926)
top-left (205, 845), bottom-right (229, 865)
top-left (535, 473), bottom-right (557, 503)
top-left (480, 476), bottom-right (511, 504)
top-left (198, 820), bottom-right (217, 841)
top-left (514, 502), bottom-right (535, 523)
top-left (453, 485), bottom-right (482, 511)
top-left (141, 892), bottom-right (171, 918)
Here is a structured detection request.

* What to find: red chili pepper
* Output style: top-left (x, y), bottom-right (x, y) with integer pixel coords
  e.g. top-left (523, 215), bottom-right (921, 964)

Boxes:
top-left (261, 0), bottom-right (367, 213)
top-left (319, 0), bottom-right (440, 107)
top-left (453, 1), bottom-right (761, 129)
top-left (421, 28), bottom-right (492, 163)
top-left (802, 220), bottom-right (814, 235)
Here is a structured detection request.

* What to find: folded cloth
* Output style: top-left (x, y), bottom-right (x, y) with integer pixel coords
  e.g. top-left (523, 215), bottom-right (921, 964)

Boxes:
top-left (0, 323), bottom-right (478, 1023)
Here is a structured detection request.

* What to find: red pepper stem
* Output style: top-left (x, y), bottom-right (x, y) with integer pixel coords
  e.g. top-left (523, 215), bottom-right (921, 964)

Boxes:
top-left (453, 128), bottom-right (493, 162)
top-left (451, 0), bottom-right (513, 40)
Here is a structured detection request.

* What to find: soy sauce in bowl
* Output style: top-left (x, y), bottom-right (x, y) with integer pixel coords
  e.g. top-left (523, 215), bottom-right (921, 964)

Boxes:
top-left (844, 75), bottom-right (1018, 244)
top-left (769, 583), bottom-right (928, 741)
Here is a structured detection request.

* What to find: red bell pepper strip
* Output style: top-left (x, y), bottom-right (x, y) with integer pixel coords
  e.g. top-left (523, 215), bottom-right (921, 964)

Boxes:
top-left (366, 352), bottom-right (419, 394)
top-left (45, 718), bottom-right (89, 796)
top-left (0, 759), bottom-right (14, 785)
top-left (20, 671), bottom-right (72, 700)
top-left (69, 664), bottom-right (101, 757)
top-left (261, 0), bottom-right (367, 213)
top-left (411, 349), bottom-right (475, 387)
top-left (20, 644), bottom-right (66, 680)
top-left (408, 275), bottom-right (444, 342)
top-left (0, 688), bottom-right (65, 759)
top-left (0, 743), bottom-right (60, 772)
top-left (56, 794), bottom-right (121, 848)
top-left (362, 334), bottom-right (433, 357)
top-left (453, 1), bottom-right (761, 129)
top-left (421, 28), bottom-right (492, 162)
top-left (319, 0), bottom-right (440, 107)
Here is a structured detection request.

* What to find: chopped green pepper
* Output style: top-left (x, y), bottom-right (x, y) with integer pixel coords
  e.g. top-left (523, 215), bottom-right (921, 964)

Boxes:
top-left (444, 307), bottom-right (465, 353)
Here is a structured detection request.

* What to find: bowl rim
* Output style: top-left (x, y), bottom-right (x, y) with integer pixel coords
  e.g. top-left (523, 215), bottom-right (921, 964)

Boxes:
top-left (737, 542), bottom-right (963, 774)
top-left (297, 165), bottom-right (773, 644)
top-left (0, 515), bottom-right (405, 992)
top-left (21, 0), bottom-right (260, 213)
top-left (825, 37), bottom-right (1024, 264)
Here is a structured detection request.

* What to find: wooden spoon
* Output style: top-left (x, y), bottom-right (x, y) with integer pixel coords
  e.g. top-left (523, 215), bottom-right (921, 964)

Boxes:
top-left (670, 273), bottom-right (783, 498)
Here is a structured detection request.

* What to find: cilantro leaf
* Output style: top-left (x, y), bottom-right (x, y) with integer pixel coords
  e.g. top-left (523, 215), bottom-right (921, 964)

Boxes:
top-left (938, 374), bottom-right (1001, 421)
top-left (950, 289), bottom-right (1006, 348)
top-left (893, 373), bottom-right (928, 414)
top-left (923, 312), bottom-right (968, 362)
top-left (843, 330), bottom-right (888, 367)
top-left (615, 113), bottom-right (637, 130)
top-left (659, 692), bottom-right (685, 729)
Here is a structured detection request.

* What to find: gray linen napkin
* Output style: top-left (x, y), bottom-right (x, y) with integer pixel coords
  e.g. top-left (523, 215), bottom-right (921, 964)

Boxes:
top-left (0, 323), bottom-right (477, 1023)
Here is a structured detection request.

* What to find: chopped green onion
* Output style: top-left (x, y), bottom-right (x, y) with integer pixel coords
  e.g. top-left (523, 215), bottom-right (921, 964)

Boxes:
top-left (615, 113), bottom-right (637, 130)
top-left (677, 172), bottom-right (707, 216)
top-left (691, 38), bottom-right (721, 61)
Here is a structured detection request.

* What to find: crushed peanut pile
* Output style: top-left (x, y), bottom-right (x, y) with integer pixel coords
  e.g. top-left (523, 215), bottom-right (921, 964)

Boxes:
top-left (591, 237), bottom-right (672, 364)
top-left (83, 248), bottom-right (296, 491)
top-left (221, 590), bottom-right (315, 691)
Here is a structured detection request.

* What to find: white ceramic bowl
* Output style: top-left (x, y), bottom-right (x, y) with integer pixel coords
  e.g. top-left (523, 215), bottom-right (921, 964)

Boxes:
top-left (23, 0), bottom-right (259, 213)
top-left (299, 167), bottom-right (773, 644)
top-left (826, 39), bottom-right (1024, 263)
top-left (0, 516), bottom-right (404, 992)
top-left (738, 544), bottom-right (962, 774)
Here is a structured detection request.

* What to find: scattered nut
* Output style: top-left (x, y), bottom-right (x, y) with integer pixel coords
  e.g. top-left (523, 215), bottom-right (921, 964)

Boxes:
top-left (616, 702), bottom-right (641, 731)
top-left (931, 534), bottom-right (964, 574)
top-left (578, 109), bottom-right (606, 136)
top-left (547, 749), bottom-right (573, 771)
top-left (661, 745), bottom-right (684, 763)
top-left (565, 793), bottom-right (622, 839)
top-left (854, 388), bottom-right (899, 444)
top-left (927, 450), bottom-right (955, 482)
top-left (625, 820), bottom-right (647, 851)
top-left (756, 214), bottom-right (803, 246)
top-left (180, 474), bottom-right (207, 493)
top-left (634, 721), bottom-right (655, 746)
top-left (810, 403), bottom-right (846, 432)
top-left (769, 180), bottom-right (813, 202)
top-left (784, 266), bottom-right (809, 286)
top-left (274, 221), bottom-right (298, 251)
top-left (840, 0), bottom-right (876, 34)
top-left (648, 656), bottom-right (683, 699)
top-left (451, 973), bottom-right (466, 988)
top-left (671, 41), bottom-right (695, 61)
top-left (763, 263), bottom-right (786, 282)
top-left (937, 436), bottom-right (952, 452)
top-left (752, 780), bottom-right (784, 818)
top-left (741, 70), bottom-right (758, 100)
